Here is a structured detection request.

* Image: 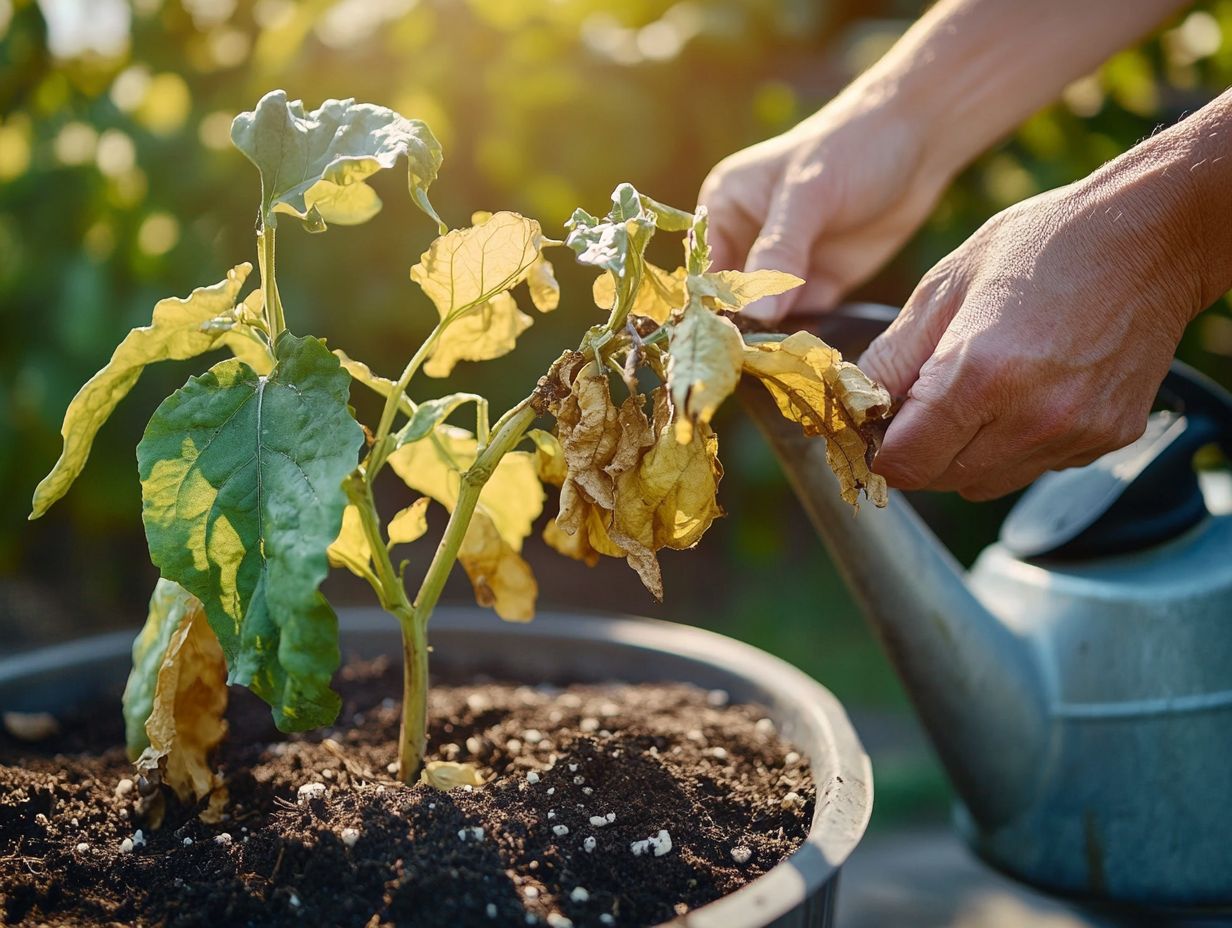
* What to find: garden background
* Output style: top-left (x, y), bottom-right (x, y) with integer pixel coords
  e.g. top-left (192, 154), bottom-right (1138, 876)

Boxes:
top-left (3, 0), bottom-right (1231, 825)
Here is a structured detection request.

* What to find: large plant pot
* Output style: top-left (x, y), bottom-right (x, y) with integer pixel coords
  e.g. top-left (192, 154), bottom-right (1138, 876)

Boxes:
top-left (0, 606), bottom-right (872, 928)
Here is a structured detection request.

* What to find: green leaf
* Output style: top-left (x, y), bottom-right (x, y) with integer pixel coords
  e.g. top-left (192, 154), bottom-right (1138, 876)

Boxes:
top-left (122, 578), bottom-right (201, 758)
top-left (397, 392), bottom-right (484, 446)
top-left (138, 334), bottom-right (363, 731)
top-left (231, 89), bottom-right (445, 233)
top-left (565, 183), bottom-right (656, 277)
top-left (667, 298), bottom-right (745, 443)
top-left (30, 263), bottom-right (271, 520)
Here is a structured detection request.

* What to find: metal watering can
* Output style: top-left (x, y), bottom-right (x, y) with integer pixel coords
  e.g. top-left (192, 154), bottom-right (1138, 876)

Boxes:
top-left (743, 303), bottom-right (1232, 913)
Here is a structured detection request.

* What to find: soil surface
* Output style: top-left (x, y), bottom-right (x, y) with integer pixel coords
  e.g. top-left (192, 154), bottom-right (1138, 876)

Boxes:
top-left (0, 656), bottom-right (815, 927)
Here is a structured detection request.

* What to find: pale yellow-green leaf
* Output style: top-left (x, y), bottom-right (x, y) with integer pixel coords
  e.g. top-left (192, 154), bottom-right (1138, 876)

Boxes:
top-left (527, 254), bottom-right (560, 312)
top-left (688, 269), bottom-right (803, 311)
top-left (333, 349), bottom-right (412, 416)
top-left (667, 300), bottom-right (745, 444)
top-left (388, 497), bottom-right (430, 546)
top-left (30, 264), bottom-right (268, 519)
top-left (741, 331), bottom-right (890, 507)
top-left (592, 262), bottom-right (686, 324)
top-left (421, 760), bottom-right (485, 790)
top-left (328, 505), bottom-right (372, 578)
top-left (458, 510), bottom-right (537, 621)
top-left (423, 291), bottom-right (534, 378)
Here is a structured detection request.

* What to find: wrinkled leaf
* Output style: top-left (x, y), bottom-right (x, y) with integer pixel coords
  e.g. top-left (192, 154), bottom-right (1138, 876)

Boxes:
top-left (231, 89), bottom-right (445, 232)
top-left (328, 505), bottom-right (372, 579)
top-left (688, 269), bottom-right (803, 311)
top-left (667, 300), bottom-right (745, 443)
top-left (742, 332), bottom-right (890, 507)
top-left (388, 497), bottom-right (430, 546)
top-left (457, 510), bottom-right (537, 621)
top-left (30, 264), bottom-right (270, 519)
top-left (525, 428), bottom-right (567, 487)
top-left (565, 183), bottom-right (655, 278)
top-left (124, 579), bottom-right (228, 818)
top-left (139, 335), bottom-right (364, 730)
top-left (608, 388), bottom-right (724, 600)
top-left (592, 262), bottom-right (686, 324)
top-left (421, 760), bottom-right (485, 790)
top-left (424, 292), bottom-right (534, 378)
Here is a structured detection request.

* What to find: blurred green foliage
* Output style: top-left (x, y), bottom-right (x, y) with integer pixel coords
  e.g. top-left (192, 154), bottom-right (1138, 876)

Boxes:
top-left (1, 0), bottom-right (1230, 739)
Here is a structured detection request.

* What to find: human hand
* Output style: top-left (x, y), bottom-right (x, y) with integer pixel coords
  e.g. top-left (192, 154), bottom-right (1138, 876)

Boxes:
top-left (859, 160), bottom-right (1207, 500)
top-left (698, 86), bottom-right (952, 324)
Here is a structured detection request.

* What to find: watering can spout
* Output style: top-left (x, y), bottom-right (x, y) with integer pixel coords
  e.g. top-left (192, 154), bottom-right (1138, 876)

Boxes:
top-left (741, 380), bottom-right (1049, 828)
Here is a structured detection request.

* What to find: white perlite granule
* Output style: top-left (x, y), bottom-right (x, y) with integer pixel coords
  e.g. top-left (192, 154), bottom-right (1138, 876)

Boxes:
top-left (730, 845), bottom-right (752, 864)
top-left (630, 829), bottom-right (672, 857)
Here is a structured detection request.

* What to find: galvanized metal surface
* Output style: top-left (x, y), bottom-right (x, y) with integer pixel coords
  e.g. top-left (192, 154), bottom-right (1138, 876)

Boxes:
top-left (0, 607), bottom-right (872, 928)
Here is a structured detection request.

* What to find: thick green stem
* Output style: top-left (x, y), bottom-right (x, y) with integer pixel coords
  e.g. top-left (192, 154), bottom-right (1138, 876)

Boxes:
top-left (259, 226), bottom-right (286, 338)
top-left (398, 617), bottom-right (430, 783)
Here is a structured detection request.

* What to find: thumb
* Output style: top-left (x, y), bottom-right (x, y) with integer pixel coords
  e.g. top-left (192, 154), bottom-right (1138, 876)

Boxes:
top-left (742, 178), bottom-right (828, 324)
top-left (857, 275), bottom-right (957, 397)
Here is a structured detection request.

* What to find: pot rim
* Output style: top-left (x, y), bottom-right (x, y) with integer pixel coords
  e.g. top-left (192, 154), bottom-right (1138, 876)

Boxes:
top-left (0, 606), bottom-right (872, 928)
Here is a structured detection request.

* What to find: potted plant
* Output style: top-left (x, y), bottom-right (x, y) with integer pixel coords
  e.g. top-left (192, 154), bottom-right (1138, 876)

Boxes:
top-left (3, 90), bottom-right (885, 927)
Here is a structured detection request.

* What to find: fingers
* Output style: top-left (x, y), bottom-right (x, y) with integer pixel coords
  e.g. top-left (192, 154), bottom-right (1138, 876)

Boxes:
top-left (742, 173), bottom-right (829, 323)
top-left (858, 267), bottom-right (962, 397)
top-left (872, 379), bottom-right (984, 490)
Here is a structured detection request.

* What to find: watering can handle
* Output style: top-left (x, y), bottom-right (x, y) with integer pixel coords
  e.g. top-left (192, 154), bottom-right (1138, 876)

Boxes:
top-left (801, 302), bottom-right (1232, 560)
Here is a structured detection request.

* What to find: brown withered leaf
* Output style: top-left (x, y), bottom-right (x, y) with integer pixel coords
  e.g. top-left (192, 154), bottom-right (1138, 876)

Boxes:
top-left (608, 387), bottom-right (724, 600)
top-left (135, 598), bottom-right (229, 822)
top-left (741, 331), bottom-right (890, 507)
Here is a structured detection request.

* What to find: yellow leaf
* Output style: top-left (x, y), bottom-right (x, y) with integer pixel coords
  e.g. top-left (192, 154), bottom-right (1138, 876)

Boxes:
top-left (667, 300), bottom-right (745, 444)
top-left (527, 254), bottom-right (560, 313)
top-left (423, 291), bottom-right (534, 378)
top-left (135, 596), bottom-right (229, 819)
top-left (458, 511), bottom-right (537, 621)
top-left (525, 429), bottom-right (567, 487)
top-left (333, 349), bottom-right (411, 415)
top-left (608, 388), bottom-right (724, 600)
top-left (741, 332), bottom-right (890, 507)
top-left (420, 760), bottom-right (485, 790)
top-left (688, 269), bottom-right (803, 311)
top-left (328, 505), bottom-right (372, 578)
top-left (388, 497), bottom-right (430, 545)
top-left (592, 262), bottom-right (686, 324)
top-left (30, 264), bottom-right (269, 519)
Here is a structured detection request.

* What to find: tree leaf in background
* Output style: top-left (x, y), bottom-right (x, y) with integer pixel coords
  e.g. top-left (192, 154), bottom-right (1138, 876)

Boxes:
top-left (411, 211), bottom-right (545, 376)
top-left (230, 89), bottom-right (445, 233)
top-left (29, 264), bottom-right (270, 519)
top-left (667, 300), bottom-right (745, 444)
top-left (138, 334), bottom-right (363, 730)
top-left (741, 331), bottom-right (891, 508)
top-left (122, 578), bottom-right (228, 821)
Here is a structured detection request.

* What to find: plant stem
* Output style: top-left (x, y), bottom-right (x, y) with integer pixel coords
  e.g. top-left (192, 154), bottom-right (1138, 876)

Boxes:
top-left (395, 399), bottom-right (537, 783)
top-left (259, 226), bottom-right (286, 339)
top-left (370, 319), bottom-right (447, 473)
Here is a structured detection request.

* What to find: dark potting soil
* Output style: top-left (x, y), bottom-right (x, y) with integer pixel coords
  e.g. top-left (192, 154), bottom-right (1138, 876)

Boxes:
top-left (0, 655), bottom-right (815, 928)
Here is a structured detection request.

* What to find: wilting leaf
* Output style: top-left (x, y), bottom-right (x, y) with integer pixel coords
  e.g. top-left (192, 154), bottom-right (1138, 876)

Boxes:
top-left (667, 300), bottom-right (745, 443)
top-left (139, 335), bottom-right (364, 730)
top-left (592, 263), bottom-right (686, 324)
top-left (231, 89), bottom-right (445, 232)
top-left (527, 254), bottom-right (560, 312)
top-left (397, 393), bottom-right (484, 446)
top-left (525, 429), bottom-right (567, 486)
top-left (328, 505), bottom-right (372, 579)
top-left (30, 264), bottom-right (270, 519)
top-left (424, 292), bottom-right (534, 378)
top-left (334, 350), bottom-right (411, 415)
top-left (742, 332), bottom-right (890, 507)
top-left (388, 497), bottom-right (430, 546)
top-left (421, 760), bottom-right (485, 790)
top-left (411, 211), bottom-right (545, 377)
top-left (608, 388), bottom-right (724, 600)
top-left (123, 579), bottom-right (228, 818)
top-left (457, 510), bottom-right (537, 621)
top-left (387, 425), bottom-right (544, 619)
top-left (688, 269), bottom-right (803, 311)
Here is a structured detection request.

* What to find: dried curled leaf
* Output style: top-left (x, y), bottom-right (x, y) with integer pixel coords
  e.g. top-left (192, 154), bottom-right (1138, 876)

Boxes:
top-left (411, 211), bottom-right (545, 377)
top-left (667, 300), bottom-right (745, 444)
top-left (421, 760), bottom-right (485, 790)
top-left (124, 580), bottom-right (228, 821)
top-left (591, 262), bottom-right (686, 324)
top-left (608, 388), bottom-right (724, 600)
top-left (742, 332), bottom-right (890, 507)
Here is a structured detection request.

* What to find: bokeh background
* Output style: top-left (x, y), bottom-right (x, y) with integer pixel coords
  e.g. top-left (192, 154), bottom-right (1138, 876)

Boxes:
top-left (3, 0), bottom-right (1232, 826)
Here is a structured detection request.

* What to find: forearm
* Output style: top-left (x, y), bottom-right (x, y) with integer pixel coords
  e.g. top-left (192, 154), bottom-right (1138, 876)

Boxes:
top-left (833, 0), bottom-right (1190, 182)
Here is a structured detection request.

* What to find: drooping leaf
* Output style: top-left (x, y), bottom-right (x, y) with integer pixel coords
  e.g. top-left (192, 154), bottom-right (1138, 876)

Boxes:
top-left (525, 429), bottom-right (567, 487)
top-left (421, 760), bottom-right (485, 790)
top-left (688, 269), bottom-right (804, 311)
top-left (411, 211), bottom-right (545, 377)
top-left (388, 497), bottom-right (430, 546)
top-left (138, 334), bottom-right (364, 730)
top-left (592, 263), bottom-right (686, 324)
top-left (30, 264), bottom-right (271, 519)
top-left (741, 332), bottom-right (890, 507)
top-left (457, 510), bottom-right (537, 621)
top-left (608, 388), bottom-right (724, 600)
top-left (334, 349), bottom-right (411, 415)
top-left (123, 579), bottom-right (228, 820)
top-left (667, 300), bottom-right (745, 443)
top-left (397, 393), bottom-right (484, 446)
top-left (527, 253), bottom-right (560, 313)
top-left (328, 505), bottom-right (373, 579)
top-left (231, 89), bottom-right (445, 232)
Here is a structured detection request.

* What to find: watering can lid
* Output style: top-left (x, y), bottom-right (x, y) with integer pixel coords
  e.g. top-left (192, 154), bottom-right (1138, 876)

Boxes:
top-left (1000, 362), bottom-right (1232, 561)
